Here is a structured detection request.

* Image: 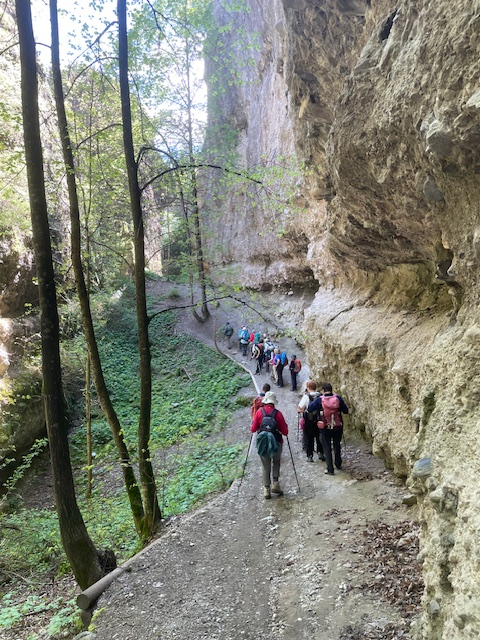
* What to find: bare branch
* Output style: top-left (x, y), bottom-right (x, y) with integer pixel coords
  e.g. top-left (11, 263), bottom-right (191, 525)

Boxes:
top-left (75, 123), bottom-right (123, 150)
top-left (148, 293), bottom-right (279, 330)
top-left (140, 162), bottom-right (262, 193)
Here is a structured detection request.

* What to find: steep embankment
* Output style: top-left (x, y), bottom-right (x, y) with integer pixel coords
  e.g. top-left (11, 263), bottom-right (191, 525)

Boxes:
top-left (203, 1), bottom-right (480, 638)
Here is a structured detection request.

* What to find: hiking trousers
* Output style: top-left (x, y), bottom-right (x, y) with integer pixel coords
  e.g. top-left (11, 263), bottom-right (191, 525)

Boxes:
top-left (305, 424), bottom-right (324, 458)
top-left (290, 370), bottom-right (298, 391)
top-left (260, 443), bottom-right (283, 487)
top-left (276, 364), bottom-right (285, 387)
top-left (320, 428), bottom-right (343, 473)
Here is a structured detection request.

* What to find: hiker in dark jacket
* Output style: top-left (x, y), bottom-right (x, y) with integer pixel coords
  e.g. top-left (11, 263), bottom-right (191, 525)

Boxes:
top-left (251, 391), bottom-right (288, 499)
top-left (297, 380), bottom-right (324, 462)
top-left (289, 354), bottom-right (301, 391)
top-left (276, 352), bottom-right (288, 387)
top-left (308, 383), bottom-right (348, 475)
top-left (223, 322), bottom-right (234, 348)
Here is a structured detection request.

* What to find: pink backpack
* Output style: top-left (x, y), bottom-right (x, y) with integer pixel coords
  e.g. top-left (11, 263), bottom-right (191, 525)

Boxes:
top-left (319, 395), bottom-right (342, 430)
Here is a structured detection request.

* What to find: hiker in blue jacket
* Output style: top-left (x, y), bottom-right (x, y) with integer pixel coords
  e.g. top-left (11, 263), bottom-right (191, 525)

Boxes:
top-left (239, 326), bottom-right (250, 356)
top-left (276, 351), bottom-right (288, 387)
top-left (308, 383), bottom-right (348, 475)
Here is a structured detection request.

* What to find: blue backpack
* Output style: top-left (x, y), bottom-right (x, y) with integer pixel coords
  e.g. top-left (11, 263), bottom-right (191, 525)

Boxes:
top-left (280, 352), bottom-right (288, 365)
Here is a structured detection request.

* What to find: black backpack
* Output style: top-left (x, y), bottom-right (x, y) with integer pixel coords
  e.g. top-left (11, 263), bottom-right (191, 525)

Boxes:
top-left (256, 408), bottom-right (280, 457)
top-left (303, 395), bottom-right (320, 427)
top-left (258, 408), bottom-right (280, 439)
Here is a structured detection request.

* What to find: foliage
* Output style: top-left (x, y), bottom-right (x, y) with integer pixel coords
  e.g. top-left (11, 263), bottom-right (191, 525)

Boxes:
top-left (167, 286), bottom-right (181, 299)
top-left (1, 438), bottom-right (48, 499)
top-left (157, 438), bottom-right (243, 514)
top-left (0, 509), bottom-right (63, 578)
top-left (1, 280), bottom-right (251, 638)
top-left (0, 371), bottom-right (42, 441)
top-left (0, 591), bottom-right (79, 638)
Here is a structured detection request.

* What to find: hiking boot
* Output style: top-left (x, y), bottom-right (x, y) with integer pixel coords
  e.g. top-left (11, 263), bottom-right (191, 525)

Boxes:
top-left (324, 469), bottom-right (334, 475)
top-left (318, 453), bottom-right (325, 461)
top-left (264, 486), bottom-right (271, 499)
top-left (307, 455), bottom-right (314, 462)
top-left (271, 481), bottom-right (283, 495)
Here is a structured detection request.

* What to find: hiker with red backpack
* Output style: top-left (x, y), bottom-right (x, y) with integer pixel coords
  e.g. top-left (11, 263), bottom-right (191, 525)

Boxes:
top-left (251, 391), bottom-right (289, 499)
top-left (307, 382), bottom-right (349, 475)
top-left (251, 383), bottom-right (271, 418)
top-left (289, 354), bottom-right (302, 391)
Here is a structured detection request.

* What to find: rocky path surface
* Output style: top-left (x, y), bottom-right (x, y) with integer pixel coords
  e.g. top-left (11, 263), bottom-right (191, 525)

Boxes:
top-left (89, 285), bottom-right (422, 640)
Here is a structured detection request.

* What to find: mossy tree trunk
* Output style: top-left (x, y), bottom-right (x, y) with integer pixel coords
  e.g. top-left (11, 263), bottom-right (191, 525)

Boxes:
top-left (118, 0), bottom-right (161, 538)
top-left (15, 0), bottom-right (103, 589)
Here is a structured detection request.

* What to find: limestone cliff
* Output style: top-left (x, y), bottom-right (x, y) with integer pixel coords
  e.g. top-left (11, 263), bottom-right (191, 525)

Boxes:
top-left (205, 1), bottom-right (480, 637)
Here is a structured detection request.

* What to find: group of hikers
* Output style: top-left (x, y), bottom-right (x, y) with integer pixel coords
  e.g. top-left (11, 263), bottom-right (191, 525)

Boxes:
top-left (223, 323), bottom-right (302, 391)
top-left (222, 320), bottom-right (349, 499)
top-left (250, 380), bottom-right (349, 499)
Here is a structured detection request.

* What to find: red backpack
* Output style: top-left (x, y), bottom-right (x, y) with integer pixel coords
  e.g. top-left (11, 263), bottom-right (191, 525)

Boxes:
top-left (319, 395), bottom-right (342, 430)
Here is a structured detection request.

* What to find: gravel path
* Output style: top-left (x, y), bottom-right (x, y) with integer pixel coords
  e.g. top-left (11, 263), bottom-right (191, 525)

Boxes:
top-left (89, 285), bottom-right (422, 640)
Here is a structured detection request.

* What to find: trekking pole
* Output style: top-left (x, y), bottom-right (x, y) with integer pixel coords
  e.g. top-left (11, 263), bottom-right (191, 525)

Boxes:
top-left (342, 416), bottom-right (347, 452)
top-left (237, 432), bottom-right (253, 495)
top-left (285, 436), bottom-right (301, 492)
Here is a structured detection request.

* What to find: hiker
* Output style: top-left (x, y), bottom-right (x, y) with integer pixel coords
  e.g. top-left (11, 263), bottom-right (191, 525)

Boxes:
top-left (239, 326), bottom-right (250, 356)
top-left (308, 382), bottom-right (349, 475)
top-left (297, 380), bottom-right (324, 462)
top-left (251, 340), bottom-right (264, 374)
top-left (223, 322), bottom-right (234, 348)
top-left (270, 348), bottom-right (280, 384)
top-left (289, 354), bottom-right (302, 391)
top-left (251, 383), bottom-right (271, 418)
top-left (276, 351), bottom-right (288, 387)
top-left (264, 338), bottom-right (274, 373)
top-left (251, 391), bottom-right (289, 499)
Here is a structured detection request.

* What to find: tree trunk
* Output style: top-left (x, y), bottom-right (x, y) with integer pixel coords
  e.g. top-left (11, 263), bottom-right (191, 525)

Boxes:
top-left (49, 0), bottom-right (146, 534)
top-left (190, 184), bottom-right (210, 321)
top-left (185, 40), bottom-right (209, 321)
top-left (117, 0), bottom-right (161, 538)
top-left (15, 0), bottom-right (103, 589)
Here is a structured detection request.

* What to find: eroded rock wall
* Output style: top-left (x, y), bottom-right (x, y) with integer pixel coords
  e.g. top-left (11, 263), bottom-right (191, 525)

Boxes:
top-left (205, 0), bottom-right (480, 637)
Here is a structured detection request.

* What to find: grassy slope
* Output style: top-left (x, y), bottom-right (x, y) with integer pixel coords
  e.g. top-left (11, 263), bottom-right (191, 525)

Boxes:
top-left (0, 280), bottom-right (251, 639)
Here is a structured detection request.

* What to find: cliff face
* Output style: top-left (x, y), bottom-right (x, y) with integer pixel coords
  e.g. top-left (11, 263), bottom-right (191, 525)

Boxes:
top-left (205, 1), bottom-right (480, 637)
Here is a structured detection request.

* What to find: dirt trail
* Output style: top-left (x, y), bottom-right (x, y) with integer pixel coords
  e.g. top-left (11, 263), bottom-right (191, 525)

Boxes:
top-left (90, 284), bottom-right (422, 640)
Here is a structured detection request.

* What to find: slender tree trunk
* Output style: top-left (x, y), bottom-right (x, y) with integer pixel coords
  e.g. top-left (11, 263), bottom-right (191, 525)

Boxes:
top-left (86, 352), bottom-right (93, 498)
top-left (117, 0), bottom-right (161, 538)
top-left (49, 0), bottom-right (146, 534)
top-left (185, 39), bottom-right (209, 320)
top-left (15, 0), bottom-right (103, 589)
top-left (190, 183), bottom-right (209, 321)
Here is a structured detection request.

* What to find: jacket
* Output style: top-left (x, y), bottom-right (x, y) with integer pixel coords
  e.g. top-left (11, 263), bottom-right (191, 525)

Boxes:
top-left (251, 404), bottom-right (289, 443)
